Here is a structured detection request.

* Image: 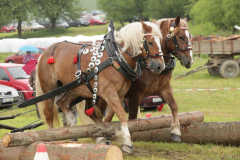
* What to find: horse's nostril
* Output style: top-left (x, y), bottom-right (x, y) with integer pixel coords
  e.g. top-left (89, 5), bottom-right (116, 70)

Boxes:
top-left (157, 66), bottom-right (161, 71)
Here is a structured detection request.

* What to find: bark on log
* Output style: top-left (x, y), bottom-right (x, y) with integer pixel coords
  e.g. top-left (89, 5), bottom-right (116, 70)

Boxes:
top-left (0, 140), bottom-right (123, 160)
top-left (2, 111), bottom-right (204, 147)
top-left (131, 121), bottom-right (240, 146)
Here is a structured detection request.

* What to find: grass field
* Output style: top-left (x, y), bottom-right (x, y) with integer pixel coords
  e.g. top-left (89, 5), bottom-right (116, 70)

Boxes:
top-left (1, 26), bottom-right (240, 159)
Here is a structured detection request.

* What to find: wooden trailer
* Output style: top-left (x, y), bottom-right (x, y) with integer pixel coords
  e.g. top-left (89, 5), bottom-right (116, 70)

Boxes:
top-left (175, 36), bottom-right (240, 79)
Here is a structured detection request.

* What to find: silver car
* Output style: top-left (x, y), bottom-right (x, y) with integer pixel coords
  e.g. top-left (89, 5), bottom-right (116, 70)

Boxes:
top-left (0, 84), bottom-right (19, 107)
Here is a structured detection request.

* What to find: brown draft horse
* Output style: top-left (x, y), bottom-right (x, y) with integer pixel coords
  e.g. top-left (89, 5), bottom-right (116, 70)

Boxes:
top-left (36, 20), bottom-right (165, 153)
top-left (81, 15), bottom-right (193, 144)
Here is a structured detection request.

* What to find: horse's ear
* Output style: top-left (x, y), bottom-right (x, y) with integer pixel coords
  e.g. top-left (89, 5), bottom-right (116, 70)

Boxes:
top-left (175, 15), bottom-right (181, 27)
top-left (141, 19), bottom-right (152, 33)
top-left (152, 19), bottom-right (156, 24)
top-left (182, 17), bottom-right (188, 22)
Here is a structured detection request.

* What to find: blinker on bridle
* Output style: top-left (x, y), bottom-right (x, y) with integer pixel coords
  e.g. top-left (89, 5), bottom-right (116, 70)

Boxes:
top-left (165, 21), bottom-right (192, 60)
top-left (139, 33), bottom-right (163, 61)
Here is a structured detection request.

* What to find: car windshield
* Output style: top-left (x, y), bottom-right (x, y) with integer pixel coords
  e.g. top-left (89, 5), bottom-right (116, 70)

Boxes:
top-left (93, 16), bottom-right (101, 20)
top-left (7, 67), bottom-right (30, 79)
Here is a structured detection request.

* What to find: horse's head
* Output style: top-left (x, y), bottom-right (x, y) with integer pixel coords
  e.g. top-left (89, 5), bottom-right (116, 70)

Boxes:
top-left (158, 16), bottom-right (193, 69)
top-left (139, 20), bottom-right (165, 74)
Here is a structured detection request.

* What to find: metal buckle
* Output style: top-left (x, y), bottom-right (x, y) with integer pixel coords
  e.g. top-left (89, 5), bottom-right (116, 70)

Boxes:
top-left (75, 70), bottom-right (81, 78)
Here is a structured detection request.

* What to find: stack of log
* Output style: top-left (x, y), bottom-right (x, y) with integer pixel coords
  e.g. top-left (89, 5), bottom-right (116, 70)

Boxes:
top-left (1, 111), bottom-right (240, 159)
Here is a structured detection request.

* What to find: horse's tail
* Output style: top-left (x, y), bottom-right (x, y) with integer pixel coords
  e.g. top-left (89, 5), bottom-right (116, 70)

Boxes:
top-left (76, 100), bottom-right (95, 125)
top-left (36, 65), bottom-right (60, 127)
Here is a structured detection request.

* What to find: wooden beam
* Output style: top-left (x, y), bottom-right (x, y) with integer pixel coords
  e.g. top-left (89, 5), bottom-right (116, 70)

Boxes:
top-left (2, 111), bottom-right (204, 147)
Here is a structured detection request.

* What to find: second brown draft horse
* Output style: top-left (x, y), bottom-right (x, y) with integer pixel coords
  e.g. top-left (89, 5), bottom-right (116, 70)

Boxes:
top-left (82, 16), bottom-right (193, 144)
top-left (36, 20), bottom-right (165, 153)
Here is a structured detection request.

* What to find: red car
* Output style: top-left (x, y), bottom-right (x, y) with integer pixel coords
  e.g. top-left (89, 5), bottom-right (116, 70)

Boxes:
top-left (0, 63), bottom-right (34, 105)
top-left (4, 47), bottom-right (46, 64)
top-left (83, 14), bottom-right (107, 25)
top-left (123, 95), bottom-right (163, 111)
top-left (0, 26), bottom-right (16, 33)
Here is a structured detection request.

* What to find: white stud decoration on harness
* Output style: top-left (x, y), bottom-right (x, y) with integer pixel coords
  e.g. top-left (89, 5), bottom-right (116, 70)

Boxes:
top-left (90, 47), bottom-right (96, 52)
top-left (83, 49), bottom-right (89, 54)
top-left (95, 59), bottom-right (101, 65)
top-left (99, 46), bottom-right (105, 52)
top-left (86, 68), bottom-right (91, 73)
top-left (94, 75), bottom-right (98, 81)
top-left (93, 94), bottom-right (97, 99)
top-left (96, 44), bottom-right (101, 50)
top-left (93, 51), bottom-right (99, 56)
top-left (97, 52), bottom-right (103, 58)
top-left (91, 56), bottom-right (97, 62)
top-left (94, 67), bottom-right (98, 73)
top-left (94, 82), bottom-right (98, 87)
top-left (93, 88), bottom-right (97, 92)
top-left (89, 62), bottom-right (95, 68)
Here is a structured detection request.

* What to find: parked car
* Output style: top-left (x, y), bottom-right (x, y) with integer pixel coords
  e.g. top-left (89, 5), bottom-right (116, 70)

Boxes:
top-left (67, 18), bottom-right (90, 27)
top-left (38, 18), bottom-right (69, 29)
top-left (0, 84), bottom-right (19, 108)
top-left (123, 95), bottom-right (163, 111)
top-left (4, 47), bottom-right (46, 64)
top-left (90, 10), bottom-right (105, 16)
top-left (0, 63), bottom-right (34, 105)
top-left (21, 21), bottom-right (45, 32)
top-left (0, 25), bottom-right (16, 33)
top-left (83, 14), bottom-right (107, 25)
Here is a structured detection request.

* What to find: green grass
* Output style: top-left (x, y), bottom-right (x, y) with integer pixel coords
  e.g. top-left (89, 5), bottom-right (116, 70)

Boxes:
top-left (1, 26), bottom-right (240, 159)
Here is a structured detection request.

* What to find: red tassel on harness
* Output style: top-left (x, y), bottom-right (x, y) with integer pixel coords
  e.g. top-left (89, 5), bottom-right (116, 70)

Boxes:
top-left (73, 55), bottom-right (78, 63)
top-left (86, 107), bottom-right (94, 116)
top-left (157, 103), bottom-right (164, 112)
top-left (47, 56), bottom-right (54, 64)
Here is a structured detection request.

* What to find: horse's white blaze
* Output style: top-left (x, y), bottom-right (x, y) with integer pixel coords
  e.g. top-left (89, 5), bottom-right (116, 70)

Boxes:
top-left (115, 123), bottom-right (132, 146)
top-left (153, 36), bottom-right (164, 63)
top-left (65, 111), bottom-right (77, 126)
top-left (185, 30), bottom-right (193, 64)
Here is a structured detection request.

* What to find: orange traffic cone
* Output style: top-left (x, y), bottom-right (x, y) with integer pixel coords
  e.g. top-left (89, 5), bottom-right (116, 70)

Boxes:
top-left (34, 143), bottom-right (49, 160)
top-left (145, 113), bottom-right (151, 118)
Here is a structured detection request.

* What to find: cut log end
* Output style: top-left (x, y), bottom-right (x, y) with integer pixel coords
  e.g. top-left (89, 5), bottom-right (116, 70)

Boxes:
top-left (106, 145), bottom-right (123, 160)
top-left (2, 134), bottom-right (11, 148)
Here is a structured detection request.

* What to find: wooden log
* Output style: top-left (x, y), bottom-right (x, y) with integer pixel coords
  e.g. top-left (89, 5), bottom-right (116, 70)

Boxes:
top-left (0, 140), bottom-right (123, 160)
top-left (131, 122), bottom-right (240, 146)
top-left (2, 111), bottom-right (204, 147)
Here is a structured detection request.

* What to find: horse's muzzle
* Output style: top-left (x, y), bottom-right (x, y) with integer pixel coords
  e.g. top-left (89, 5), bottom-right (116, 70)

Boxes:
top-left (149, 59), bottom-right (165, 74)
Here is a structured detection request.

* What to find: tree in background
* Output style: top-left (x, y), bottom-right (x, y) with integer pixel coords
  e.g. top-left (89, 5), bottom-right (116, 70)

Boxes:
top-left (97, 0), bottom-right (149, 26)
top-left (0, 0), bottom-right (34, 37)
top-left (190, 0), bottom-right (240, 34)
top-left (148, 0), bottom-right (190, 19)
top-left (35, 0), bottom-right (82, 29)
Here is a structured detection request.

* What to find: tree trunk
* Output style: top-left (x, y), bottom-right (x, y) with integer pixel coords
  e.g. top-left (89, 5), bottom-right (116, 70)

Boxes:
top-left (2, 111), bottom-right (204, 147)
top-left (0, 141), bottom-right (123, 160)
top-left (131, 121), bottom-right (240, 146)
top-left (17, 20), bottom-right (22, 37)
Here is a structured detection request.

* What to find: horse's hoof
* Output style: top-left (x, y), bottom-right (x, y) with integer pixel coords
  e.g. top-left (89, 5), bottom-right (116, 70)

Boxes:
top-left (121, 144), bottom-right (133, 154)
top-left (70, 139), bottom-right (78, 141)
top-left (171, 133), bottom-right (181, 142)
top-left (106, 140), bottom-right (111, 145)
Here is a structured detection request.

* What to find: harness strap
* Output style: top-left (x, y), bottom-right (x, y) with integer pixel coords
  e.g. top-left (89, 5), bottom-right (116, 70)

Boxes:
top-left (18, 58), bottom-right (113, 108)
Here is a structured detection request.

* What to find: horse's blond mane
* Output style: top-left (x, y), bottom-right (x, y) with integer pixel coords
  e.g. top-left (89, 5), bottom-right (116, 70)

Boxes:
top-left (156, 18), bottom-right (188, 34)
top-left (114, 22), bottom-right (163, 57)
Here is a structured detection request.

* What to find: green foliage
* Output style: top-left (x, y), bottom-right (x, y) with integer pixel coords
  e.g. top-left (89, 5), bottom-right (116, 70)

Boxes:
top-left (97, 0), bottom-right (148, 26)
top-left (148, 0), bottom-right (191, 19)
top-left (190, 0), bottom-right (240, 34)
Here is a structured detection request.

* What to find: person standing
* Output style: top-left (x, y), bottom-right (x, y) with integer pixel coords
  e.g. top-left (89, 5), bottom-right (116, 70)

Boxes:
top-left (23, 51), bottom-right (34, 64)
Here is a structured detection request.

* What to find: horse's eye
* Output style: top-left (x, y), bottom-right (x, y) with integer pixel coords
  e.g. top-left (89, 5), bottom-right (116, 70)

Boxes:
top-left (179, 36), bottom-right (184, 40)
top-left (148, 42), bottom-right (153, 45)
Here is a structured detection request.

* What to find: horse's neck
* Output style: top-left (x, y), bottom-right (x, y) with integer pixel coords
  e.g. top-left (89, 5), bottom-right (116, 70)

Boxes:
top-left (121, 48), bottom-right (138, 69)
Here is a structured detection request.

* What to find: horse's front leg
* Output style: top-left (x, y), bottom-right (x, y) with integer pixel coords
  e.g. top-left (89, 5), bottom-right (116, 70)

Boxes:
top-left (103, 90), bottom-right (133, 154)
top-left (160, 83), bottom-right (181, 142)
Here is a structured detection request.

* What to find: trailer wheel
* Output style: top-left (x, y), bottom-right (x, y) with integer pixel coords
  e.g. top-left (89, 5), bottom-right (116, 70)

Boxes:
top-left (208, 67), bottom-right (219, 76)
top-left (219, 60), bottom-right (239, 78)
